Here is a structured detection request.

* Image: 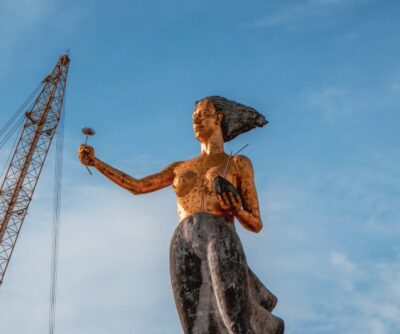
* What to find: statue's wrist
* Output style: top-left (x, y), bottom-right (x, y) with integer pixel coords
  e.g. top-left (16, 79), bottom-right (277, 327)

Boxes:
top-left (233, 207), bottom-right (243, 217)
top-left (93, 157), bottom-right (101, 168)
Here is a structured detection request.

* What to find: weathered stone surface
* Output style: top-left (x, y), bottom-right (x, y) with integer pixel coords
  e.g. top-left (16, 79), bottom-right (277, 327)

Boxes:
top-left (170, 213), bottom-right (284, 334)
top-left (198, 96), bottom-right (268, 142)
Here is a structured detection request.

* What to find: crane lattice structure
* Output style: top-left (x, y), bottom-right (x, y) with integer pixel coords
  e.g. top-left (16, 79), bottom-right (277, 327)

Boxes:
top-left (0, 55), bottom-right (70, 285)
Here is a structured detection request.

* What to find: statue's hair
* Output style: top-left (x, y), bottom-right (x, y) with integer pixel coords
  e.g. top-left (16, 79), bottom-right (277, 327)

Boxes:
top-left (195, 96), bottom-right (268, 142)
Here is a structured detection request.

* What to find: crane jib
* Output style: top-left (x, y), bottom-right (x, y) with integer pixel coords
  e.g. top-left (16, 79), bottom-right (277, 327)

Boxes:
top-left (0, 55), bottom-right (70, 285)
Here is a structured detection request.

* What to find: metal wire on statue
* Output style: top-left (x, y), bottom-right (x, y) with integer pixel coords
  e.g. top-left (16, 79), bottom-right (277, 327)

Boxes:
top-left (48, 94), bottom-right (65, 334)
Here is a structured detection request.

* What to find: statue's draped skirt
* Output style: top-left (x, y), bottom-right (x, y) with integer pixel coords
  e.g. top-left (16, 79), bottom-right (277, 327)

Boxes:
top-left (169, 213), bottom-right (284, 334)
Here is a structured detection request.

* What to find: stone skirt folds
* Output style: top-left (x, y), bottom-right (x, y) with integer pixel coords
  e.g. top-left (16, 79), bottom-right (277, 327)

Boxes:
top-left (169, 212), bottom-right (284, 334)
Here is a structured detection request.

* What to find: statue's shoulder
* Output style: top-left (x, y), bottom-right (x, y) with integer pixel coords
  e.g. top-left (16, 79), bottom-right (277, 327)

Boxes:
top-left (232, 155), bottom-right (253, 171)
top-left (169, 157), bottom-right (195, 174)
top-left (180, 155), bottom-right (200, 165)
top-left (161, 160), bottom-right (184, 174)
top-left (172, 155), bottom-right (205, 174)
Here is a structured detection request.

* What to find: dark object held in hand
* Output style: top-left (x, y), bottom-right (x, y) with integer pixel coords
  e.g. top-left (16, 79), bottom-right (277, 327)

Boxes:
top-left (213, 175), bottom-right (241, 209)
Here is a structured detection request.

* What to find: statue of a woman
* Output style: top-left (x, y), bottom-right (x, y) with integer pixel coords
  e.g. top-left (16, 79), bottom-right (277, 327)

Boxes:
top-left (78, 96), bottom-right (284, 334)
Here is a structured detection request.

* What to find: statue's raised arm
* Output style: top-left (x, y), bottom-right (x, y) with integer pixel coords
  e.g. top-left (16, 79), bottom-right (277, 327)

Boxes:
top-left (78, 96), bottom-right (284, 334)
top-left (78, 144), bottom-right (181, 194)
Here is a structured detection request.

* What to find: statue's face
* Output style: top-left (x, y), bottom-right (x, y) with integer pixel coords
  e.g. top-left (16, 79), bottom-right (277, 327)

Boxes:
top-left (192, 100), bottom-right (222, 142)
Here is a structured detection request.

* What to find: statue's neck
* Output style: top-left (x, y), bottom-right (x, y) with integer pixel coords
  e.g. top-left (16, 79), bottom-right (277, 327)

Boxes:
top-left (200, 130), bottom-right (224, 156)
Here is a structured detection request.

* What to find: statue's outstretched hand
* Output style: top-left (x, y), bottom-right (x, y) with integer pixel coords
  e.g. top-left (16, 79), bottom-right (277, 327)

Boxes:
top-left (78, 144), bottom-right (95, 166)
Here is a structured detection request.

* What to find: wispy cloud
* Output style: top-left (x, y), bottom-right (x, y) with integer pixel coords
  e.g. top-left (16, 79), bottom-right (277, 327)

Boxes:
top-left (328, 255), bottom-right (400, 333)
top-left (247, 0), bottom-right (363, 28)
top-left (0, 149), bottom-right (182, 333)
top-left (391, 83), bottom-right (400, 91)
top-left (245, 147), bottom-right (400, 333)
top-left (0, 0), bottom-right (92, 78)
top-left (0, 0), bottom-right (53, 73)
top-left (330, 251), bottom-right (357, 273)
top-left (302, 86), bottom-right (353, 122)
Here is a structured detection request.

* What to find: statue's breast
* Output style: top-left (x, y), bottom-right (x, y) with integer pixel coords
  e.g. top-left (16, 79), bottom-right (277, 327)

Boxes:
top-left (173, 170), bottom-right (198, 197)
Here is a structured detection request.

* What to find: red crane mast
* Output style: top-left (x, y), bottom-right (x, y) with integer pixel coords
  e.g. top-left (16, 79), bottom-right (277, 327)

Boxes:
top-left (0, 55), bottom-right (70, 285)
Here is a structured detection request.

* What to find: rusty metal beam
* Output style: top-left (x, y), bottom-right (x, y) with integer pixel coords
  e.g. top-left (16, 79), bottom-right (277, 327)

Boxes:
top-left (0, 55), bottom-right (70, 285)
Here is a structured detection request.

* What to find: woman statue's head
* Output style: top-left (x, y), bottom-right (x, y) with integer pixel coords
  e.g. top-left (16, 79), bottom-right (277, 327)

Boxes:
top-left (192, 99), bottom-right (224, 143)
top-left (193, 96), bottom-right (268, 143)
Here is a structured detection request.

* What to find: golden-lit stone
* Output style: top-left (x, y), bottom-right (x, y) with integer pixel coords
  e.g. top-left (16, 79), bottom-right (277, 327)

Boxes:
top-left (78, 99), bottom-right (263, 232)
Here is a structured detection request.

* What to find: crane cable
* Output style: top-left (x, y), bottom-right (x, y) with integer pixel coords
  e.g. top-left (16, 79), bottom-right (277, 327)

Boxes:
top-left (0, 82), bottom-right (43, 147)
top-left (48, 92), bottom-right (65, 334)
top-left (0, 117), bottom-right (25, 150)
top-left (0, 82), bottom-right (44, 183)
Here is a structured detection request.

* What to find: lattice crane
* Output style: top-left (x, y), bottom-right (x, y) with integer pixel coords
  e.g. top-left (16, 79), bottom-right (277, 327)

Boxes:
top-left (0, 55), bottom-right (70, 285)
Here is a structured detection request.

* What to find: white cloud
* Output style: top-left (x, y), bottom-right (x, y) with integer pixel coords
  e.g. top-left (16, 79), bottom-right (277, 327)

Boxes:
top-left (247, 0), bottom-right (363, 28)
top-left (368, 319), bottom-right (387, 334)
top-left (0, 165), bottom-right (182, 334)
top-left (0, 0), bottom-right (92, 78)
top-left (0, 0), bottom-right (53, 72)
top-left (245, 148), bottom-right (400, 333)
top-left (330, 251), bottom-right (356, 273)
top-left (302, 86), bottom-right (353, 122)
top-left (250, 4), bottom-right (307, 28)
top-left (391, 83), bottom-right (400, 91)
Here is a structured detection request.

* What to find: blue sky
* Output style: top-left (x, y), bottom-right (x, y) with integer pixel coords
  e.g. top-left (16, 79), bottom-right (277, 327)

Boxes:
top-left (0, 0), bottom-right (399, 333)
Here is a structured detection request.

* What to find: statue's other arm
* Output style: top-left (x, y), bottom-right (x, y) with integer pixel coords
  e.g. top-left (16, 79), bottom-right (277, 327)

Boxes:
top-left (78, 144), bottom-right (180, 195)
top-left (233, 156), bottom-right (263, 233)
